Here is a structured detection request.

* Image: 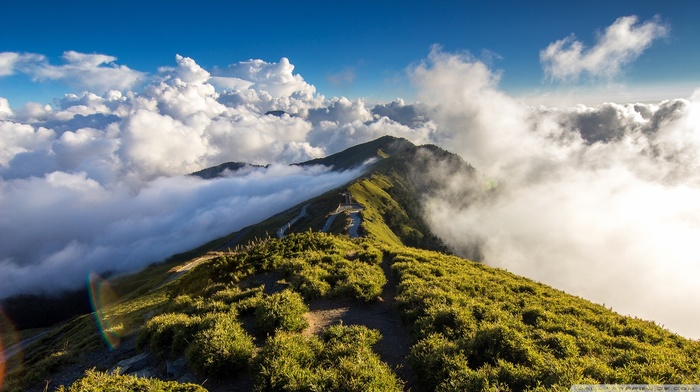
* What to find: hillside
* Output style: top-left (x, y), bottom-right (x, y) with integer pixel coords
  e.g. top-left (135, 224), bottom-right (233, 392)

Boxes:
top-left (2, 137), bottom-right (700, 391)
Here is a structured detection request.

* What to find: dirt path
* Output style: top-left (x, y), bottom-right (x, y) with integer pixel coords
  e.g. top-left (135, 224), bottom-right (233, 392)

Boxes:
top-left (157, 254), bottom-right (217, 289)
top-left (303, 257), bottom-right (418, 391)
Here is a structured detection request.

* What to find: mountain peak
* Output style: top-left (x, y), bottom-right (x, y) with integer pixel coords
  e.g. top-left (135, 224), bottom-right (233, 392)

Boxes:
top-left (297, 135), bottom-right (415, 171)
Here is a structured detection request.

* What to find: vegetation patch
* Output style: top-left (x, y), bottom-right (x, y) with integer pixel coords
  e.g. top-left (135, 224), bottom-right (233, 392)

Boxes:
top-left (186, 312), bottom-right (255, 377)
top-left (389, 246), bottom-right (700, 391)
top-left (255, 289), bottom-right (309, 337)
top-left (56, 369), bottom-right (206, 391)
top-left (252, 324), bottom-right (402, 392)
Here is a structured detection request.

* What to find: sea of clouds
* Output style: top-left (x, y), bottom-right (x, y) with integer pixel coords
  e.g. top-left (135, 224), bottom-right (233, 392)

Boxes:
top-left (2, 16), bottom-right (699, 338)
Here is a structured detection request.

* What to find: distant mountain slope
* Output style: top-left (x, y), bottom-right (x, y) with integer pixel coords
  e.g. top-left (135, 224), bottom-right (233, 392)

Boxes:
top-left (189, 137), bottom-right (475, 254)
top-left (348, 143), bottom-right (478, 254)
top-left (190, 162), bottom-right (266, 179)
top-left (190, 135), bottom-right (416, 180)
top-left (297, 135), bottom-right (415, 171)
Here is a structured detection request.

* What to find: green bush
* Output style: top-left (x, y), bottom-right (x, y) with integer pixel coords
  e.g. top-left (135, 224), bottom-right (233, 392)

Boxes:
top-left (252, 333), bottom-right (323, 392)
top-left (56, 369), bottom-right (206, 391)
top-left (255, 290), bottom-right (309, 336)
top-left (329, 260), bottom-right (386, 301)
top-left (327, 353), bottom-right (402, 391)
top-left (543, 332), bottom-right (579, 359)
top-left (137, 313), bottom-right (199, 353)
top-left (289, 264), bottom-right (331, 298)
top-left (252, 325), bottom-right (402, 392)
top-left (410, 333), bottom-right (461, 390)
top-left (355, 243), bottom-right (383, 265)
top-left (320, 324), bottom-right (381, 358)
top-left (185, 311), bottom-right (255, 377)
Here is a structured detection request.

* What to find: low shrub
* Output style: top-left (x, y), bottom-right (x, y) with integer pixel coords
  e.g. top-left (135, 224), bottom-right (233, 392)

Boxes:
top-left (410, 333), bottom-right (461, 391)
top-left (252, 333), bottom-right (323, 392)
top-left (137, 313), bottom-right (198, 353)
top-left (467, 324), bottom-right (537, 367)
top-left (186, 311), bottom-right (255, 377)
top-left (289, 264), bottom-right (331, 298)
top-left (56, 369), bottom-right (206, 391)
top-left (329, 260), bottom-right (386, 301)
top-left (254, 290), bottom-right (309, 336)
top-left (252, 325), bottom-right (402, 392)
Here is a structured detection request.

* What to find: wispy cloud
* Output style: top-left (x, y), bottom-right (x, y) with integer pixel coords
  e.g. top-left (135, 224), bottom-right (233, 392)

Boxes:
top-left (540, 15), bottom-right (668, 82)
top-left (0, 52), bottom-right (45, 77)
top-left (0, 51), bottom-right (146, 93)
top-left (327, 67), bottom-right (356, 88)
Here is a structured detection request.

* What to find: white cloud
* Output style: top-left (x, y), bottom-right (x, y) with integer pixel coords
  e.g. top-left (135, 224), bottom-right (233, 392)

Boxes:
top-left (119, 109), bottom-right (210, 179)
top-left (540, 15), bottom-right (668, 81)
top-left (411, 48), bottom-right (700, 339)
top-left (0, 97), bottom-right (12, 119)
top-left (21, 51), bottom-right (146, 93)
top-left (212, 57), bottom-right (317, 100)
top-left (0, 165), bottom-right (363, 298)
top-left (0, 121), bottom-right (55, 167)
top-left (0, 52), bottom-right (44, 76)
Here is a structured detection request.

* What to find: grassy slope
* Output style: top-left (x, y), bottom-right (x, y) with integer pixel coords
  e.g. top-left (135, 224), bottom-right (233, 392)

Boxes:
top-left (5, 139), bottom-right (700, 391)
top-left (387, 245), bottom-right (700, 390)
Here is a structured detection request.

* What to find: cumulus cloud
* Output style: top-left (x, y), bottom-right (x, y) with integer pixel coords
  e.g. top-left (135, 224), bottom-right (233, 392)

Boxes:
top-left (0, 97), bottom-right (12, 119)
top-left (212, 57), bottom-right (317, 100)
top-left (541, 15), bottom-right (668, 81)
top-left (411, 48), bottom-right (700, 339)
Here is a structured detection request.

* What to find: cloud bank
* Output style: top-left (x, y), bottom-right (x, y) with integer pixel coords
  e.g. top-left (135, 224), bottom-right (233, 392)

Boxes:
top-left (412, 47), bottom-right (700, 339)
top-left (0, 165), bottom-right (362, 298)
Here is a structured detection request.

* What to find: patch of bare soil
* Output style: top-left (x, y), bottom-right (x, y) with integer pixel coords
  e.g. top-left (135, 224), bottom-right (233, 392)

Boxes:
top-left (303, 258), bottom-right (419, 391)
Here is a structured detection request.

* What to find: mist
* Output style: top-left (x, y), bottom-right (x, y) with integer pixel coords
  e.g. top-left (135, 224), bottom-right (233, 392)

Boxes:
top-left (412, 48), bottom-right (700, 339)
top-left (0, 165), bottom-right (363, 298)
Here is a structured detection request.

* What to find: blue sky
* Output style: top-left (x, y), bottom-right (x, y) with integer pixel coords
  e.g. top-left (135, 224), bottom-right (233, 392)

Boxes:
top-left (1, 1), bottom-right (699, 105)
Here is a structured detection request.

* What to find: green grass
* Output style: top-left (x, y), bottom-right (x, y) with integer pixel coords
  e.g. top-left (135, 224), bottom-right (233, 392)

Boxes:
top-left (386, 245), bottom-right (700, 391)
top-left (252, 325), bottom-right (403, 392)
top-left (56, 369), bottom-right (206, 391)
top-left (254, 290), bottom-right (309, 337)
top-left (348, 177), bottom-right (405, 246)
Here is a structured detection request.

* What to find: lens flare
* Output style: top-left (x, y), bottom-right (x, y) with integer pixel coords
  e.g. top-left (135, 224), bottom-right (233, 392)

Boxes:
top-left (0, 308), bottom-right (20, 390)
top-left (88, 272), bottom-right (122, 349)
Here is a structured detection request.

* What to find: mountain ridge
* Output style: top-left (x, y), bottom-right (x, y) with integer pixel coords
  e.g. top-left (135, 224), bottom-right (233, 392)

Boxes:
top-left (3, 135), bottom-right (700, 392)
top-left (190, 135), bottom-right (417, 180)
